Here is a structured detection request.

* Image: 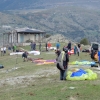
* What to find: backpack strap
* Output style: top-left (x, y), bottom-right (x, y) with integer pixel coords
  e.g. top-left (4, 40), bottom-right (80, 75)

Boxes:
top-left (61, 51), bottom-right (65, 60)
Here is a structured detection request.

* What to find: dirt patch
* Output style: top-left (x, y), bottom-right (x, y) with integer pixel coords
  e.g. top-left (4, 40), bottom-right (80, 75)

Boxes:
top-left (0, 67), bottom-right (58, 86)
top-left (0, 65), bottom-right (99, 87)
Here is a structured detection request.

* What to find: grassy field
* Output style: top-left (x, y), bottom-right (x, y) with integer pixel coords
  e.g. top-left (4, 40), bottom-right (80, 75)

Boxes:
top-left (0, 44), bottom-right (100, 100)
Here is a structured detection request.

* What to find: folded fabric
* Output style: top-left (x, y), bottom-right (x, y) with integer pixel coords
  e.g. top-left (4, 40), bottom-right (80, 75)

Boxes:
top-left (71, 69), bottom-right (87, 77)
top-left (66, 69), bottom-right (97, 80)
top-left (70, 61), bottom-right (95, 65)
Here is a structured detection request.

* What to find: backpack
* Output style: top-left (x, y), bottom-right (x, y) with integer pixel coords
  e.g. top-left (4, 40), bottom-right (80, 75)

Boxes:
top-left (56, 51), bottom-right (67, 70)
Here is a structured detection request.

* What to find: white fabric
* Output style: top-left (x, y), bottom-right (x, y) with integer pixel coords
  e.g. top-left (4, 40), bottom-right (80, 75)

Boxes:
top-left (10, 51), bottom-right (40, 55)
top-left (29, 51), bottom-right (40, 55)
top-left (47, 47), bottom-right (56, 50)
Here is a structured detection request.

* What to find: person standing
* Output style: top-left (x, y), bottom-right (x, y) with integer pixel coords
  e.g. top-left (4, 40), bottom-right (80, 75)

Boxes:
top-left (39, 42), bottom-right (41, 51)
top-left (12, 45), bottom-right (17, 52)
top-left (56, 41), bottom-right (60, 50)
top-left (56, 47), bottom-right (69, 80)
top-left (47, 42), bottom-right (51, 51)
top-left (74, 44), bottom-right (77, 55)
top-left (98, 49), bottom-right (100, 67)
top-left (12, 45), bottom-right (16, 52)
top-left (3, 47), bottom-right (6, 54)
top-left (34, 42), bottom-right (36, 50)
top-left (30, 42), bottom-right (33, 50)
top-left (77, 46), bottom-right (80, 56)
top-left (67, 41), bottom-right (71, 51)
top-left (12, 45), bottom-right (14, 52)
top-left (45, 42), bottom-right (48, 51)
top-left (78, 43), bottom-right (81, 51)
top-left (1, 47), bottom-right (3, 56)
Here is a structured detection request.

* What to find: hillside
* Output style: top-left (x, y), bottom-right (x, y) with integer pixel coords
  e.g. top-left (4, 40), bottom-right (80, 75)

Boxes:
top-left (0, 0), bottom-right (100, 11)
top-left (15, 6), bottom-right (100, 42)
top-left (0, 6), bottom-right (100, 43)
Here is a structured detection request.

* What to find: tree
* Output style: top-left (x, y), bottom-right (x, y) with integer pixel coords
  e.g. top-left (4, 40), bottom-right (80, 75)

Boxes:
top-left (80, 38), bottom-right (89, 45)
top-left (44, 34), bottom-right (51, 38)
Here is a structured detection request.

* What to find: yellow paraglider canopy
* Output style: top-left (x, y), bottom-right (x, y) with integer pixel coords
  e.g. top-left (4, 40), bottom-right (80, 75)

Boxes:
top-left (66, 69), bottom-right (97, 81)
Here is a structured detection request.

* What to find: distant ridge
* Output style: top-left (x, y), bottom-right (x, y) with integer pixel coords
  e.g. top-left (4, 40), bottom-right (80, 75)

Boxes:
top-left (0, 2), bottom-right (100, 43)
top-left (0, 0), bottom-right (100, 11)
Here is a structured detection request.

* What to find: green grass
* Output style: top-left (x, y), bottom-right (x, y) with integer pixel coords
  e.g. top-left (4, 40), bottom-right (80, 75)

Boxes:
top-left (0, 44), bottom-right (100, 100)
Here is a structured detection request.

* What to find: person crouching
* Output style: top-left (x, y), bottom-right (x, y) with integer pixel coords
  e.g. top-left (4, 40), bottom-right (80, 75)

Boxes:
top-left (22, 51), bottom-right (28, 62)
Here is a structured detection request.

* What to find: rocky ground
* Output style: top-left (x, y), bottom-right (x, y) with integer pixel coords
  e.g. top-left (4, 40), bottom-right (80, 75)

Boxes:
top-left (46, 34), bottom-right (69, 43)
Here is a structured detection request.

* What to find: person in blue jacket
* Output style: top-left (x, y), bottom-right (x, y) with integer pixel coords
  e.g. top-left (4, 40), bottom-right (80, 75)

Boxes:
top-left (98, 48), bottom-right (100, 67)
top-left (56, 41), bottom-right (60, 50)
top-left (74, 44), bottom-right (77, 55)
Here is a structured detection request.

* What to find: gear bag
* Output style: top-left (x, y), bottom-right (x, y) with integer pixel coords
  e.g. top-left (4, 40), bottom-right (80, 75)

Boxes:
top-left (56, 51), bottom-right (66, 70)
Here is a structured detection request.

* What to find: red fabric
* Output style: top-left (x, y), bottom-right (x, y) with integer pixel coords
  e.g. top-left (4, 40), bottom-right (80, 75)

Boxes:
top-left (48, 43), bottom-right (51, 48)
top-left (68, 49), bottom-right (74, 55)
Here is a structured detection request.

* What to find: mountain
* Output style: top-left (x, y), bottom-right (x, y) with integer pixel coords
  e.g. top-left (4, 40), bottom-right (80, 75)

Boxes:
top-left (0, 1), bottom-right (100, 43)
top-left (0, 0), bottom-right (100, 11)
top-left (23, 6), bottom-right (100, 43)
top-left (0, 5), bottom-right (100, 43)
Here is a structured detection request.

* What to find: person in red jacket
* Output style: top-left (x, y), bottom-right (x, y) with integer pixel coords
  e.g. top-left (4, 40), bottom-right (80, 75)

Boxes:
top-left (47, 42), bottom-right (51, 51)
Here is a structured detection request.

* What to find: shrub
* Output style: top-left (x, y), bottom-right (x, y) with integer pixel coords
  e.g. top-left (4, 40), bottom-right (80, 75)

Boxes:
top-left (26, 39), bottom-right (33, 43)
top-left (80, 38), bottom-right (89, 45)
top-left (44, 34), bottom-right (51, 38)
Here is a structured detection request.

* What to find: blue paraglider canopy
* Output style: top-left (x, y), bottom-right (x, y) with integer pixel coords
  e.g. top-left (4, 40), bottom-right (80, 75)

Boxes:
top-left (71, 69), bottom-right (87, 77)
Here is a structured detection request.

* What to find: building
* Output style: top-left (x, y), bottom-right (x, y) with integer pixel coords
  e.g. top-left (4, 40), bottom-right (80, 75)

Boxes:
top-left (3, 27), bottom-right (46, 46)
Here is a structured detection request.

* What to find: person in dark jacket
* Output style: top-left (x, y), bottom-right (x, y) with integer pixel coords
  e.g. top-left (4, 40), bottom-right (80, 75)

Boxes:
top-left (39, 42), bottom-right (41, 51)
top-left (22, 51), bottom-right (28, 62)
top-left (45, 42), bottom-right (48, 51)
top-left (34, 42), bottom-right (36, 50)
top-left (56, 47), bottom-right (69, 80)
top-left (67, 41), bottom-right (71, 51)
